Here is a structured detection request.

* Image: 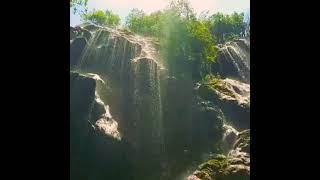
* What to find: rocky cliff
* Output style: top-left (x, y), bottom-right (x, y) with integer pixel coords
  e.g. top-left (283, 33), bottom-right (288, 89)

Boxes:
top-left (212, 39), bottom-right (250, 83)
top-left (70, 24), bottom-right (250, 180)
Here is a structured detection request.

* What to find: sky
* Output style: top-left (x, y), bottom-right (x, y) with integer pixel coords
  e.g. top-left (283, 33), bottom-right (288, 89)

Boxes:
top-left (70, 0), bottom-right (250, 26)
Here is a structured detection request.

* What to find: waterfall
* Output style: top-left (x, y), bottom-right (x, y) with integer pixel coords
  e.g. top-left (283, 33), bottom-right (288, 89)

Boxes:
top-left (94, 89), bottom-right (121, 140)
top-left (221, 123), bottom-right (239, 153)
top-left (73, 26), bottom-right (166, 179)
top-left (214, 38), bottom-right (250, 83)
top-left (130, 58), bottom-right (164, 153)
top-left (70, 25), bottom-right (251, 180)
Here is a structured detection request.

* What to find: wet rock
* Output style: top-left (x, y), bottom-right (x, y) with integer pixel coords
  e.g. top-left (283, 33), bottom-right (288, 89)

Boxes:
top-left (70, 72), bottom-right (96, 180)
top-left (70, 26), bottom-right (92, 41)
top-left (70, 72), bottom-right (133, 180)
top-left (70, 26), bottom-right (77, 40)
top-left (212, 38), bottom-right (250, 83)
top-left (222, 164), bottom-right (250, 178)
top-left (70, 37), bottom-right (87, 69)
top-left (191, 99), bottom-right (224, 152)
top-left (81, 23), bottom-right (101, 31)
top-left (91, 99), bottom-right (106, 122)
top-left (193, 170), bottom-right (212, 180)
top-left (189, 128), bottom-right (250, 180)
top-left (198, 77), bottom-right (250, 130)
top-left (186, 174), bottom-right (202, 180)
top-left (234, 130), bottom-right (250, 153)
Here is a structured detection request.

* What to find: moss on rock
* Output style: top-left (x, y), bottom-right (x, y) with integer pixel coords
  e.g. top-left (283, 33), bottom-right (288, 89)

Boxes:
top-left (188, 129), bottom-right (250, 180)
top-left (197, 75), bottom-right (250, 130)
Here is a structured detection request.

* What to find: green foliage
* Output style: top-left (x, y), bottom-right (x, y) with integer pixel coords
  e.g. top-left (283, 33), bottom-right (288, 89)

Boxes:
top-left (122, 27), bottom-right (133, 34)
top-left (207, 12), bottom-right (246, 43)
top-left (125, 0), bottom-right (217, 79)
top-left (202, 74), bottom-right (222, 87)
top-left (125, 9), bottom-right (163, 37)
top-left (198, 157), bottom-right (229, 177)
top-left (168, 0), bottom-right (196, 20)
top-left (81, 9), bottom-right (120, 27)
top-left (105, 10), bottom-right (121, 27)
top-left (201, 74), bottom-right (237, 98)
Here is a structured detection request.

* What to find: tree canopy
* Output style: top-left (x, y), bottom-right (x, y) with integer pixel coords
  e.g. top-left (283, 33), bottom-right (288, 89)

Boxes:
top-left (70, 0), bottom-right (88, 14)
top-left (206, 12), bottom-right (246, 43)
top-left (81, 9), bottom-right (120, 27)
top-left (72, 0), bottom-right (248, 80)
top-left (125, 0), bottom-right (216, 79)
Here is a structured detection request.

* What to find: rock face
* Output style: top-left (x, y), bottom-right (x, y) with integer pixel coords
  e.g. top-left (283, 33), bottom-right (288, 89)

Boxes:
top-left (70, 72), bottom-right (95, 180)
top-left (70, 72), bottom-right (133, 180)
top-left (158, 77), bottom-right (226, 179)
top-left (70, 25), bottom-right (166, 179)
top-left (70, 24), bottom-right (250, 180)
top-left (70, 37), bottom-right (87, 68)
top-left (187, 130), bottom-right (250, 180)
top-left (70, 26), bottom-right (92, 41)
top-left (198, 77), bottom-right (250, 130)
top-left (191, 99), bottom-right (224, 152)
top-left (212, 39), bottom-right (250, 83)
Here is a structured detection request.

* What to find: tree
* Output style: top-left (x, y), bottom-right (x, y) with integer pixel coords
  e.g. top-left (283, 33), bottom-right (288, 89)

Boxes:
top-left (124, 0), bottom-right (217, 79)
top-left (125, 9), bottom-right (146, 33)
top-left (105, 10), bottom-right (121, 27)
top-left (168, 0), bottom-right (195, 20)
top-left (208, 12), bottom-right (246, 43)
top-left (81, 9), bottom-right (120, 27)
top-left (70, 0), bottom-right (88, 15)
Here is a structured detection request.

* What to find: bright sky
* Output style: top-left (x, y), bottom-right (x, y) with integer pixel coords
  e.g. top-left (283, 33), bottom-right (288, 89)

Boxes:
top-left (70, 0), bottom-right (250, 26)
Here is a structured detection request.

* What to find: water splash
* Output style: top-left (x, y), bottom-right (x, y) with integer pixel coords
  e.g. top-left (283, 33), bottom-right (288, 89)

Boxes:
top-left (94, 89), bottom-right (121, 140)
top-left (220, 123), bottom-right (239, 153)
top-left (218, 78), bottom-right (250, 106)
top-left (73, 26), bottom-right (167, 172)
top-left (223, 124), bottom-right (239, 139)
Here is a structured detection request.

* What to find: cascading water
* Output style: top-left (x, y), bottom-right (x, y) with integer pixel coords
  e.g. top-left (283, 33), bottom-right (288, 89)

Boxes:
top-left (72, 25), bottom-right (166, 180)
top-left (93, 89), bottom-right (122, 140)
top-left (70, 24), bottom-right (250, 180)
top-left (130, 58), bottom-right (164, 151)
top-left (214, 38), bottom-right (250, 83)
top-left (221, 123), bottom-right (239, 153)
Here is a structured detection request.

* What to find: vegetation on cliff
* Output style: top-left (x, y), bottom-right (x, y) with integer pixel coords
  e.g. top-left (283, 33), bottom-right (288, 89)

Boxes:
top-left (81, 9), bottom-right (120, 27)
top-left (72, 0), bottom-right (249, 80)
top-left (188, 130), bottom-right (250, 180)
top-left (70, 1), bottom-right (250, 180)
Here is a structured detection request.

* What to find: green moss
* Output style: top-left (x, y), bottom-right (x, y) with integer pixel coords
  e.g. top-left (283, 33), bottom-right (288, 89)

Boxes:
top-left (200, 157), bottom-right (229, 172)
top-left (213, 154), bottom-right (227, 161)
top-left (207, 159), bottom-right (222, 169)
top-left (201, 74), bottom-right (236, 98)
top-left (202, 74), bottom-right (223, 88)
top-left (194, 170), bottom-right (213, 180)
top-left (234, 130), bottom-right (250, 149)
top-left (121, 27), bottom-right (133, 35)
